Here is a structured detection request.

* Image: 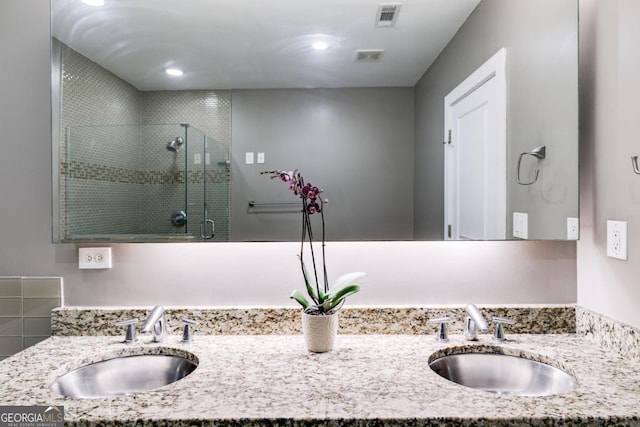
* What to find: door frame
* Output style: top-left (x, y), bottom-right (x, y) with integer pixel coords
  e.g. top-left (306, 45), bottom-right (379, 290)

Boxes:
top-left (444, 48), bottom-right (507, 240)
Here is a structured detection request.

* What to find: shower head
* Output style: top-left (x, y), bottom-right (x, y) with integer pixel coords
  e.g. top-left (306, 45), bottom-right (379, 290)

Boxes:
top-left (166, 137), bottom-right (184, 152)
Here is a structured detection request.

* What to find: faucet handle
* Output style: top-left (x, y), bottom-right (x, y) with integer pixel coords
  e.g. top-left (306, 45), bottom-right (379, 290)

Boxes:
top-left (428, 317), bottom-right (450, 342)
top-left (180, 318), bottom-right (198, 343)
top-left (114, 318), bottom-right (139, 344)
top-left (492, 316), bottom-right (516, 342)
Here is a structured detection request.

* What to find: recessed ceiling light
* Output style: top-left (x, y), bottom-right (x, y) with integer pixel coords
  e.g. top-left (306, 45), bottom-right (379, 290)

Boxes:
top-left (165, 68), bottom-right (184, 77)
top-left (81, 0), bottom-right (104, 6)
top-left (312, 41), bottom-right (329, 51)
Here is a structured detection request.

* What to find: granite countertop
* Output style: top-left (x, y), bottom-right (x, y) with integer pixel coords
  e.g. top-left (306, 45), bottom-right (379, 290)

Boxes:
top-left (1, 333), bottom-right (639, 426)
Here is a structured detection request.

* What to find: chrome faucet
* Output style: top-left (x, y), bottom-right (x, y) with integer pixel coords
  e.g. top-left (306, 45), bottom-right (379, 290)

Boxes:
top-left (463, 304), bottom-right (489, 341)
top-left (141, 305), bottom-right (167, 342)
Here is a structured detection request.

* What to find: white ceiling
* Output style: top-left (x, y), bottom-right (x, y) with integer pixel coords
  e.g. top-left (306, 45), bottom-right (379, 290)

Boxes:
top-left (51, 0), bottom-right (481, 91)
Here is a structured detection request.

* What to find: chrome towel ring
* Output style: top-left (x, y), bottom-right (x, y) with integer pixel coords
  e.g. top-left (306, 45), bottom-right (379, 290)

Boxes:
top-left (516, 145), bottom-right (546, 185)
top-left (631, 156), bottom-right (640, 175)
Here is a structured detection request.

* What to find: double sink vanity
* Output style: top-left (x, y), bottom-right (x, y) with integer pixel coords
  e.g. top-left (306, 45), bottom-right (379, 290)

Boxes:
top-left (0, 305), bottom-right (639, 426)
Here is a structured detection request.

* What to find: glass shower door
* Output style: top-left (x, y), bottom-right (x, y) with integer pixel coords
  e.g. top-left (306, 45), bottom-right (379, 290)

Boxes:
top-left (63, 123), bottom-right (192, 240)
top-left (204, 134), bottom-right (230, 241)
top-left (185, 127), bottom-right (230, 241)
top-left (141, 123), bottom-right (190, 238)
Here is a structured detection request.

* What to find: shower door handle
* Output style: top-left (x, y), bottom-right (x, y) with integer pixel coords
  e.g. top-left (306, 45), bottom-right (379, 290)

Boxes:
top-left (200, 219), bottom-right (214, 240)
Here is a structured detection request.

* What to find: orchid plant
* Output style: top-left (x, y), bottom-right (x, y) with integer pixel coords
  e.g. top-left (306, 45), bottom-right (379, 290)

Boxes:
top-left (262, 170), bottom-right (365, 315)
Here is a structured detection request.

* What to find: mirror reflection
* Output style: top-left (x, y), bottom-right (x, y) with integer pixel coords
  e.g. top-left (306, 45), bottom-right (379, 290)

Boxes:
top-left (51, 0), bottom-right (578, 242)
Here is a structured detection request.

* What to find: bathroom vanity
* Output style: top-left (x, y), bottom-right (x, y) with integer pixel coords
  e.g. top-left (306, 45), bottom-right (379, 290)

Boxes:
top-left (0, 306), bottom-right (639, 426)
top-left (0, 334), bottom-right (639, 426)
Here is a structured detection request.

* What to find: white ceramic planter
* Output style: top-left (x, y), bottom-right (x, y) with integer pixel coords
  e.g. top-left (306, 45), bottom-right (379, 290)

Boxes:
top-left (301, 311), bottom-right (339, 353)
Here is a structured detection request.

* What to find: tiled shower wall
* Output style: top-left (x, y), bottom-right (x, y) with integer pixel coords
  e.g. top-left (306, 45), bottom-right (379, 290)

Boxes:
top-left (0, 277), bottom-right (62, 360)
top-left (58, 41), bottom-right (231, 241)
top-left (140, 91), bottom-right (232, 240)
top-left (65, 125), bottom-right (142, 236)
top-left (59, 44), bottom-right (141, 238)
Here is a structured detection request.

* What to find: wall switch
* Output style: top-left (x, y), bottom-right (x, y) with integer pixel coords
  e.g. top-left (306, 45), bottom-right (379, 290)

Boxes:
top-left (193, 153), bottom-right (201, 165)
top-left (607, 220), bottom-right (628, 260)
top-left (245, 152), bottom-right (254, 164)
top-left (79, 247), bottom-right (113, 269)
top-left (257, 152), bottom-right (265, 164)
top-left (513, 212), bottom-right (528, 239)
top-left (567, 217), bottom-right (579, 240)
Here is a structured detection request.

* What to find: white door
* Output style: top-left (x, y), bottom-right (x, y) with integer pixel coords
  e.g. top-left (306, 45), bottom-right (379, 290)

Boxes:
top-left (444, 48), bottom-right (507, 240)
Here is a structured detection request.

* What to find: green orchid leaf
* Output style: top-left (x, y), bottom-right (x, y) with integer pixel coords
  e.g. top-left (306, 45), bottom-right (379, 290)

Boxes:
top-left (324, 284), bottom-right (361, 311)
top-left (318, 291), bottom-right (328, 303)
top-left (330, 283), bottom-right (360, 301)
top-left (327, 272), bottom-right (367, 295)
top-left (290, 290), bottom-right (310, 309)
top-left (298, 255), bottom-right (319, 304)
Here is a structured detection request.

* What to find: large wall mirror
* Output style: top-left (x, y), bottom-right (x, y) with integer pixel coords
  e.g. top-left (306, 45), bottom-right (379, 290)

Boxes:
top-left (51, 0), bottom-right (578, 243)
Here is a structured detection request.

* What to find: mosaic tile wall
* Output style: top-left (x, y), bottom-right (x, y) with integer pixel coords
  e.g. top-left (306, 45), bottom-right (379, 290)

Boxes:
top-left (140, 91), bottom-right (231, 240)
top-left (58, 41), bottom-right (231, 241)
top-left (133, 123), bottom-right (230, 240)
top-left (0, 277), bottom-right (62, 361)
top-left (59, 43), bottom-right (141, 238)
top-left (65, 125), bottom-right (142, 236)
top-left (138, 124), bottom-right (187, 236)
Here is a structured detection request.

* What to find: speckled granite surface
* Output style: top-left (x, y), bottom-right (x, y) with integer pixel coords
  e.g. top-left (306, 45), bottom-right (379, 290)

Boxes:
top-left (0, 334), bottom-right (638, 426)
top-left (577, 306), bottom-right (640, 361)
top-left (51, 305), bottom-right (576, 336)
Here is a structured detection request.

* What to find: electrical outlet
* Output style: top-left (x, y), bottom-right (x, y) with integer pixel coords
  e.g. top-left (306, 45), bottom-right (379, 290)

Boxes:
top-left (513, 212), bottom-right (528, 239)
top-left (79, 247), bottom-right (113, 269)
top-left (245, 152), bottom-right (254, 164)
top-left (567, 217), bottom-right (579, 240)
top-left (607, 220), bottom-right (628, 260)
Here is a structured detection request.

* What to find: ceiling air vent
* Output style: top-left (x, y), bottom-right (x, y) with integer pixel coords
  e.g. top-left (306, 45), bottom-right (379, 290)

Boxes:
top-left (355, 49), bottom-right (384, 62)
top-left (375, 3), bottom-right (401, 27)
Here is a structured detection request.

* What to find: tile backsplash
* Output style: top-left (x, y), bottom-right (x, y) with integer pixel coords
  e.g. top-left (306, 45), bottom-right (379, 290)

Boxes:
top-left (0, 277), bottom-right (62, 360)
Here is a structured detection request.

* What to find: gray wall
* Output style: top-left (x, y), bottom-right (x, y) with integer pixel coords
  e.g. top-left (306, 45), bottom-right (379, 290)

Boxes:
top-left (0, 0), bottom-right (576, 309)
top-left (230, 88), bottom-right (415, 241)
top-left (414, 0), bottom-right (579, 240)
top-left (577, 0), bottom-right (640, 328)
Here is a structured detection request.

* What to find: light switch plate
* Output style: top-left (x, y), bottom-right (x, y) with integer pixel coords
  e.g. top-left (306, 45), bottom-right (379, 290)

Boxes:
top-left (567, 217), bottom-right (579, 240)
top-left (607, 220), bottom-right (628, 260)
top-left (245, 152), bottom-right (254, 164)
top-left (257, 152), bottom-right (265, 164)
top-left (513, 212), bottom-right (528, 239)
